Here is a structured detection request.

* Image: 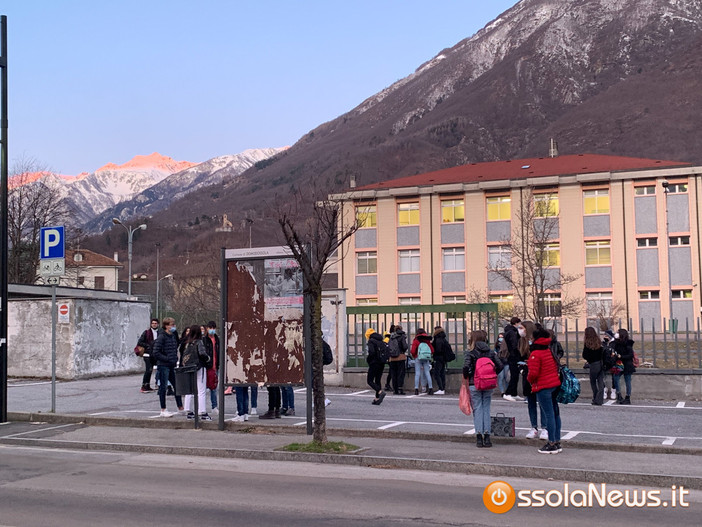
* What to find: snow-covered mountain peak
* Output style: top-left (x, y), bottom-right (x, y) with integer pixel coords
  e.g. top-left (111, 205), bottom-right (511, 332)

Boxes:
top-left (95, 152), bottom-right (197, 174)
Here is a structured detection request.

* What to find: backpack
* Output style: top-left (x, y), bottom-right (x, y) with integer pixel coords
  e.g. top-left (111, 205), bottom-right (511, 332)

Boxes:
top-left (474, 356), bottom-right (497, 391)
top-left (556, 365), bottom-right (581, 404)
top-left (181, 341), bottom-right (200, 368)
top-left (377, 340), bottom-right (390, 364)
top-left (443, 342), bottom-right (456, 362)
top-left (417, 342), bottom-right (432, 361)
top-left (602, 344), bottom-right (617, 372)
top-left (322, 340), bottom-right (334, 365)
top-left (388, 336), bottom-right (402, 358)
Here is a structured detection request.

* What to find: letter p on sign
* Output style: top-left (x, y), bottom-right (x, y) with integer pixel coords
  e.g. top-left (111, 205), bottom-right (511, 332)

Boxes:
top-left (40, 226), bottom-right (65, 259)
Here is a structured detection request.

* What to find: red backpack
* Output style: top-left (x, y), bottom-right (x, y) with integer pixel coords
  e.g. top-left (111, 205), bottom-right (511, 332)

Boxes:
top-left (474, 356), bottom-right (497, 391)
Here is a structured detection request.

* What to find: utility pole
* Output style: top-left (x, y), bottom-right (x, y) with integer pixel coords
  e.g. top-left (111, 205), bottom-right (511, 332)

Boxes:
top-left (1, 15), bottom-right (9, 424)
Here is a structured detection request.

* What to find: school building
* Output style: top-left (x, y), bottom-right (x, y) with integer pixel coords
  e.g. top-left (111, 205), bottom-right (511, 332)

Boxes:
top-left (330, 153), bottom-right (702, 331)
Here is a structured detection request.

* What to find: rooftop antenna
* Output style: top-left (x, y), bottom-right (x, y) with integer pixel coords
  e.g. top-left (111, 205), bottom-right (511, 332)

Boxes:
top-left (549, 138), bottom-right (559, 158)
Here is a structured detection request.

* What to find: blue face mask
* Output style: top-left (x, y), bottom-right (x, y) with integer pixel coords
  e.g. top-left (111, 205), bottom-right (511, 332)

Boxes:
top-left (169, 326), bottom-right (177, 333)
top-left (498, 337), bottom-right (504, 342)
top-left (208, 329), bottom-right (216, 335)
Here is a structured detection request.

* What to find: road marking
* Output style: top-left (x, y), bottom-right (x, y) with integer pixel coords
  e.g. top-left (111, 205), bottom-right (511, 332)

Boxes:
top-left (0, 423), bottom-right (76, 439)
top-left (676, 402), bottom-right (686, 408)
top-left (662, 437), bottom-right (676, 445)
top-left (348, 390), bottom-right (371, 396)
top-left (8, 381), bottom-right (54, 387)
top-left (562, 431), bottom-right (581, 440)
top-left (463, 428), bottom-right (476, 435)
top-left (377, 421), bottom-right (405, 430)
top-left (89, 411), bottom-right (113, 416)
top-left (604, 400), bottom-right (616, 406)
top-left (293, 388), bottom-right (306, 393)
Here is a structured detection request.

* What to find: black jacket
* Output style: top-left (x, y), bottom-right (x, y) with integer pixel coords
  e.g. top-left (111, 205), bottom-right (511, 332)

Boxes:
top-left (582, 345), bottom-right (603, 364)
top-left (137, 328), bottom-right (158, 356)
top-left (462, 341), bottom-right (503, 385)
top-left (503, 324), bottom-right (520, 359)
top-left (202, 332), bottom-right (219, 369)
top-left (152, 329), bottom-right (179, 367)
top-left (366, 333), bottom-right (387, 366)
top-left (431, 331), bottom-right (453, 362)
top-left (613, 338), bottom-right (636, 374)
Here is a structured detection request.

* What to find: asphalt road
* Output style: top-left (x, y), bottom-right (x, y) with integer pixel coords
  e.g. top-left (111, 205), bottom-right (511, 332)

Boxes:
top-left (8, 374), bottom-right (702, 448)
top-left (0, 443), bottom-right (699, 527)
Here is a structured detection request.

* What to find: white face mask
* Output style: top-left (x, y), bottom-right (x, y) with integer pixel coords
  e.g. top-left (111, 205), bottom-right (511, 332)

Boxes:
top-left (518, 328), bottom-right (526, 338)
top-left (614, 332), bottom-right (620, 340)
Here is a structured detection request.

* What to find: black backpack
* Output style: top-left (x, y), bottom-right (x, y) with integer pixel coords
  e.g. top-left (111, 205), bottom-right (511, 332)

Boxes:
top-left (602, 343), bottom-right (617, 372)
top-left (377, 341), bottom-right (391, 364)
top-left (322, 340), bottom-right (334, 365)
top-left (388, 336), bottom-right (401, 358)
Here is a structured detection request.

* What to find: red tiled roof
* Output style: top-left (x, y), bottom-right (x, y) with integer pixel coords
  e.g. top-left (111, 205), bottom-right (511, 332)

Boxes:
top-left (66, 249), bottom-right (123, 268)
top-left (358, 154), bottom-right (691, 190)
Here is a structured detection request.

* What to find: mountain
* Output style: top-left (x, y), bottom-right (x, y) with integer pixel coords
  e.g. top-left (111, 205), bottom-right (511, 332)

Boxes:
top-left (84, 147), bottom-right (286, 233)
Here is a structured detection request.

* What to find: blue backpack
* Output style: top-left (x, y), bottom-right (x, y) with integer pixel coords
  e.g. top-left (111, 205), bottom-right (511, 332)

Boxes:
top-left (417, 342), bottom-right (432, 360)
top-left (556, 365), bottom-right (580, 404)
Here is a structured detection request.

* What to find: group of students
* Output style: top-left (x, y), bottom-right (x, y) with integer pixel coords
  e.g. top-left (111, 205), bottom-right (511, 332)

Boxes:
top-left (582, 327), bottom-right (637, 405)
top-left (137, 317), bottom-right (220, 419)
top-left (365, 324), bottom-right (456, 405)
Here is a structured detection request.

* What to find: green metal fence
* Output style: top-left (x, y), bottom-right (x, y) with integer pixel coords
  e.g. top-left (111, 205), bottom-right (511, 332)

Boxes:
top-left (345, 303), bottom-right (499, 367)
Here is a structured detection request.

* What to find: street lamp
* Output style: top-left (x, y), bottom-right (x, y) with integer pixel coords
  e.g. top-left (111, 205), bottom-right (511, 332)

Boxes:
top-left (156, 273), bottom-right (173, 321)
top-left (112, 218), bottom-right (146, 296)
top-left (661, 180), bottom-right (674, 333)
top-left (246, 218), bottom-right (254, 248)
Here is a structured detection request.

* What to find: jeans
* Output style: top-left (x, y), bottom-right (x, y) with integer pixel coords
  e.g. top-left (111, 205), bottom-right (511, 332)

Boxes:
top-left (184, 367), bottom-right (207, 415)
top-left (157, 365), bottom-right (182, 410)
top-left (389, 360), bottom-right (406, 392)
top-left (527, 394), bottom-right (547, 429)
top-left (141, 356), bottom-right (154, 386)
top-left (535, 387), bottom-right (561, 443)
top-left (235, 386), bottom-right (259, 416)
top-left (414, 359), bottom-right (432, 390)
top-left (281, 386), bottom-right (295, 410)
top-left (497, 363), bottom-right (510, 394)
top-left (367, 362), bottom-right (384, 396)
top-left (209, 388), bottom-right (217, 410)
top-left (433, 359), bottom-right (446, 391)
top-left (469, 385), bottom-right (492, 434)
top-left (612, 373), bottom-right (632, 397)
top-left (589, 361), bottom-right (605, 404)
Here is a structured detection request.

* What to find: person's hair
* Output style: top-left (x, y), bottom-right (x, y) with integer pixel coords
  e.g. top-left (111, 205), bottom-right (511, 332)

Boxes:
top-left (389, 324), bottom-right (396, 333)
top-left (207, 320), bottom-right (216, 329)
top-left (618, 328), bottom-right (630, 342)
top-left (394, 324), bottom-right (403, 332)
top-left (518, 320), bottom-right (536, 357)
top-left (186, 324), bottom-right (202, 344)
top-left (532, 327), bottom-right (550, 342)
top-left (151, 318), bottom-right (159, 324)
top-left (468, 329), bottom-right (487, 348)
top-left (584, 327), bottom-right (601, 349)
top-left (161, 317), bottom-right (175, 329)
top-left (510, 316), bottom-right (521, 325)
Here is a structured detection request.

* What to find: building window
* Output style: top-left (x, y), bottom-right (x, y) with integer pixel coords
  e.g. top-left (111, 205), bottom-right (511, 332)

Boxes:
top-left (637, 237), bottom-right (658, 247)
top-left (672, 290), bottom-right (693, 299)
top-left (635, 185), bottom-right (655, 195)
top-left (538, 293), bottom-right (562, 317)
top-left (443, 295), bottom-right (466, 304)
top-left (539, 243), bottom-right (561, 266)
top-left (357, 252), bottom-right (377, 274)
top-left (441, 199), bottom-right (465, 223)
top-left (585, 240), bottom-right (611, 265)
top-left (487, 196), bottom-right (511, 221)
top-left (398, 249), bottom-right (420, 273)
top-left (639, 291), bottom-right (660, 300)
top-left (488, 245), bottom-right (511, 269)
top-left (356, 206), bottom-right (376, 228)
top-left (94, 276), bottom-right (105, 290)
top-left (77, 276), bottom-right (85, 286)
top-left (583, 189), bottom-right (610, 214)
top-left (534, 194), bottom-right (559, 217)
top-left (586, 292), bottom-right (613, 318)
top-left (489, 294), bottom-right (514, 316)
top-left (356, 298), bottom-right (378, 306)
top-left (669, 236), bottom-right (690, 246)
top-left (442, 247), bottom-right (465, 271)
top-left (668, 183), bottom-right (688, 194)
top-left (398, 202), bottom-right (419, 226)
top-left (398, 297), bottom-right (421, 305)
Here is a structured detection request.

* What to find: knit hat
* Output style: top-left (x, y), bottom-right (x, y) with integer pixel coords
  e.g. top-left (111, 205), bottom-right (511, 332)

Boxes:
top-left (365, 328), bottom-right (376, 340)
top-left (433, 326), bottom-right (444, 337)
top-left (416, 328), bottom-right (426, 336)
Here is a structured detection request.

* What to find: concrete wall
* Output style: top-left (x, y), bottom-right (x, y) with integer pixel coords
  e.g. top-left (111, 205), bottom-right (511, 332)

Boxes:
top-left (8, 298), bottom-right (151, 379)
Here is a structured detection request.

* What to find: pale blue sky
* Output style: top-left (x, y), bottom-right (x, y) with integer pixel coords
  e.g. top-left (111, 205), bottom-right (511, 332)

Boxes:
top-left (4, 0), bottom-right (516, 174)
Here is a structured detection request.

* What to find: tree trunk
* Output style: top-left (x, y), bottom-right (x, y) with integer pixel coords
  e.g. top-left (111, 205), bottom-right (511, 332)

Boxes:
top-left (309, 285), bottom-right (327, 443)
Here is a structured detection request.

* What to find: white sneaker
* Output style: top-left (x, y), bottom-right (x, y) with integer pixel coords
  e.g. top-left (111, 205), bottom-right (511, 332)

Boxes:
top-left (526, 427), bottom-right (539, 439)
top-left (502, 394), bottom-right (517, 402)
top-left (514, 395), bottom-right (525, 402)
top-left (610, 389), bottom-right (617, 400)
top-left (211, 407), bottom-right (218, 414)
top-left (603, 388), bottom-right (608, 400)
top-left (244, 414), bottom-right (249, 421)
top-left (229, 414), bottom-right (246, 422)
top-left (249, 408), bottom-right (258, 416)
top-left (324, 398), bottom-right (331, 407)
top-left (434, 390), bottom-right (445, 395)
top-left (159, 410), bottom-right (175, 418)
top-left (539, 429), bottom-right (549, 440)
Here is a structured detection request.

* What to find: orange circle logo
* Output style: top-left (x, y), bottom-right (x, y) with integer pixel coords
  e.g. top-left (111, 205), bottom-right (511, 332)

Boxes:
top-left (483, 481), bottom-right (516, 514)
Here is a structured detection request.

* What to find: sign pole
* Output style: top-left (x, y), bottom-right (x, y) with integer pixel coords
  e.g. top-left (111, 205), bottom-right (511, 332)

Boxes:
top-left (50, 284), bottom-right (56, 413)
top-left (1, 15), bottom-right (9, 424)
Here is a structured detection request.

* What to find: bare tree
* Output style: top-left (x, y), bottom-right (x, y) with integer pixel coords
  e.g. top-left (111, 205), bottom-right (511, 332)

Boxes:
top-left (8, 156), bottom-right (71, 284)
top-left (278, 188), bottom-right (359, 443)
top-left (488, 188), bottom-right (582, 324)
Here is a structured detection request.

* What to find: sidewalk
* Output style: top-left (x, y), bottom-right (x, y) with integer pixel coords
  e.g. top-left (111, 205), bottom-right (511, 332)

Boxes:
top-left (4, 411), bottom-right (702, 490)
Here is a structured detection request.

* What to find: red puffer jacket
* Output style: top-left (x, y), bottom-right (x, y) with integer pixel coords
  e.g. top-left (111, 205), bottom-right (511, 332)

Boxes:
top-left (527, 344), bottom-right (561, 393)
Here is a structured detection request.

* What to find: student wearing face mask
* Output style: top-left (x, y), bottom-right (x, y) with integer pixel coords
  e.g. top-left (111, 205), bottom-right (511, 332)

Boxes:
top-left (611, 328), bottom-right (636, 404)
top-left (502, 317), bottom-right (524, 401)
top-left (202, 321), bottom-right (220, 414)
top-left (152, 317), bottom-right (184, 417)
top-left (495, 333), bottom-right (510, 396)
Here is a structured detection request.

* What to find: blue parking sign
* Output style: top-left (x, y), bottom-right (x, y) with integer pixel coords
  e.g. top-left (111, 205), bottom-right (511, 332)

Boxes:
top-left (40, 226), bottom-right (65, 259)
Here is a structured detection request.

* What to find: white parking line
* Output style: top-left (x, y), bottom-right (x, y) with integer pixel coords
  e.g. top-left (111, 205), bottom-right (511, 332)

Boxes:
top-left (377, 421), bottom-right (405, 430)
top-left (0, 423), bottom-right (76, 439)
top-left (662, 437), bottom-right (676, 445)
top-left (348, 390), bottom-right (371, 396)
top-left (604, 400), bottom-right (615, 406)
top-left (463, 428), bottom-right (476, 435)
top-left (676, 402), bottom-right (686, 408)
top-left (562, 431), bottom-right (580, 440)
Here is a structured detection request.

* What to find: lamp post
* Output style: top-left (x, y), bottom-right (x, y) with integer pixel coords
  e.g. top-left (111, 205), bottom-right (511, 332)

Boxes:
top-left (112, 218), bottom-right (146, 296)
top-left (155, 242), bottom-right (160, 318)
top-left (246, 218), bottom-right (254, 248)
top-left (662, 180), bottom-right (674, 333)
top-left (156, 274), bottom-right (173, 321)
